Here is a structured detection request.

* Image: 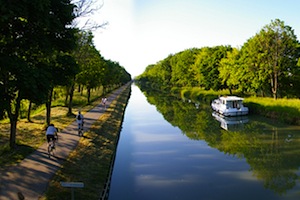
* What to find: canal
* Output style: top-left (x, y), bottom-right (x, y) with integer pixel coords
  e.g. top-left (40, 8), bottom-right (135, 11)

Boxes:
top-left (108, 84), bottom-right (300, 200)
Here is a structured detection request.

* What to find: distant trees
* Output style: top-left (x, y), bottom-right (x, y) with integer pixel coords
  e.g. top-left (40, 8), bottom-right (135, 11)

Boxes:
top-left (137, 19), bottom-right (300, 99)
top-left (73, 30), bottom-right (131, 104)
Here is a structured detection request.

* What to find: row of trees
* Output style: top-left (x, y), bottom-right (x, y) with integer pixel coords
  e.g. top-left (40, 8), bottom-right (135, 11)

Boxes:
top-left (0, 0), bottom-right (131, 148)
top-left (137, 19), bottom-right (300, 99)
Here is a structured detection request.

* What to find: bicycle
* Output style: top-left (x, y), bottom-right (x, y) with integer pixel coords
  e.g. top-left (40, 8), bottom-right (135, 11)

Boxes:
top-left (47, 136), bottom-right (57, 158)
top-left (78, 122), bottom-right (84, 136)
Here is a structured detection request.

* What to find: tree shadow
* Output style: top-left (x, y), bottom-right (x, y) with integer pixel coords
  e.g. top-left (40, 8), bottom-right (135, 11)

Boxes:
top-left (0, 144), bottom-right (36, 168)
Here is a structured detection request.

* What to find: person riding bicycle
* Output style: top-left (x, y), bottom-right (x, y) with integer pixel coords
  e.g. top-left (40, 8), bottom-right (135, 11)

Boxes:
top-left (46, 123), bottom-right (58, 147)
top-left (76, 111), bottom-right (84, 131)
top-left (101, 97), bottom-right (107, 108)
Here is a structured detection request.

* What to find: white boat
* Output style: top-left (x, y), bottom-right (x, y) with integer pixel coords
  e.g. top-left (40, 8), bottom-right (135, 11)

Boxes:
top-left (211, 96), bottom-right (249, 117)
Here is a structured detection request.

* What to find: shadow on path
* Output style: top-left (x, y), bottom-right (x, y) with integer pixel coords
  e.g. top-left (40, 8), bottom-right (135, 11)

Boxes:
top-left (0, 84), bottom-right (129, 200)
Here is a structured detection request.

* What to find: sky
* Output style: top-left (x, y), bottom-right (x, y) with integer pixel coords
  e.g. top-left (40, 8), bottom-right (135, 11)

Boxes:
top-left (90, 0), bottom-right (300, 77)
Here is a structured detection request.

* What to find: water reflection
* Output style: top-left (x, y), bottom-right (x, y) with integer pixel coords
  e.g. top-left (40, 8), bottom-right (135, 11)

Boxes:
top-left (212, 112), bottom-right (249, 131)
top-left (138, 85), bottom-right (300, 196)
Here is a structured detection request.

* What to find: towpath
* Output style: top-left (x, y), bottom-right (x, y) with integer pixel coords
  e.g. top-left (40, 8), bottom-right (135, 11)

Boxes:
top-left (0, 84), bottom-right (128, 200)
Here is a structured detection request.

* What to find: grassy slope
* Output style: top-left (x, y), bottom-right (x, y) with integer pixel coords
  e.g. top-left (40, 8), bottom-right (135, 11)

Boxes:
top-left (0, 86), bottom-right (114, 168)
top-left (40, 85), bottom-right (131, 199)
top-left (244, 97), bottom-right (300, 125)
top-left (178, 87), bottom-right (300, 125)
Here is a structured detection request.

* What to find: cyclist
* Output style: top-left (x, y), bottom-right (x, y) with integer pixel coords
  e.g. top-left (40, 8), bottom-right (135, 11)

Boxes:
top-left (102, 97), bottom-right (107, 109)
top-left (76, 111), bottom-right (84, 133)
top-left (46, 124), bottom-right (58, 148)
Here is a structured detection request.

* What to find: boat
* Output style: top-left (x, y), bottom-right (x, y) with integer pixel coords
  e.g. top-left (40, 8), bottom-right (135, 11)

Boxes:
top-left (211, 96), bottom-right (249, 117)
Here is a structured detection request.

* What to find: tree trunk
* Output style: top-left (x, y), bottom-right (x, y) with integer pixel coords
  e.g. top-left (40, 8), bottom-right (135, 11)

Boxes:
top-left (7, 91), bottom-right (21, 149)
top-left (9, 118), bottom-right (17, 149)
top-left (27, 101), bottom-right (32, 122)
top-left (64, 86), bottom-right (70, 106)
top-left (81, 85), bottom-right (84, 95)
top-left (270, 71), bottom-right (278, 100)
top-left (87, 88), bottom-right (91, 104)
top-left (103, 86), bottom-right (106, 95)
top-left (68, 83), bottom-right (75, 115)
top-left (46, 88), bottom-right (53, 126)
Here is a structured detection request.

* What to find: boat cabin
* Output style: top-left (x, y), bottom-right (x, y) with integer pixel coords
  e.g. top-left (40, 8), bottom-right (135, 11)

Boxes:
top-left (211, 96), bottom-right (248, 116)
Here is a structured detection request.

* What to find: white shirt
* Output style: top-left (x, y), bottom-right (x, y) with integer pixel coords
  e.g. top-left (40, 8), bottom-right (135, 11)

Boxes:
top-left (46, 126), bottom-right (57, 135)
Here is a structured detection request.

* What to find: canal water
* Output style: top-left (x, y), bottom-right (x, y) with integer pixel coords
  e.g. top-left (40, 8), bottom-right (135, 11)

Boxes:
top-left (108, 84), bottom-right (300, 200)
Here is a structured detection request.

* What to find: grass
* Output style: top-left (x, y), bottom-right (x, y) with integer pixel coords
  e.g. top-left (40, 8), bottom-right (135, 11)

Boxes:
top-left (244, 97), bottom-right (300, 125)
top-left (0, 86), bottom-right (114, 168)
top-left (181, 87), bottom-right (230, 102)
top-left (40, 84), bottom-right (131, 199)
top-left (176, 87), bottom-right (300, 125)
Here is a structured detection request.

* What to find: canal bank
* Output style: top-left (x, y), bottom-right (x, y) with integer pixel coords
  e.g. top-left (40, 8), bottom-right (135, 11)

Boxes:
top-left (166, 86), bottom-right (300, 126)
top-left (0, 83), bottom-right (131, 200)
top-left (41, 83), bottom-right (131, 200)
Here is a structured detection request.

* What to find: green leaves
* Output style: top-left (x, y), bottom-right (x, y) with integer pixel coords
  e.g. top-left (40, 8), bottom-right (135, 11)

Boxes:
top-left (137, 19), bottom-right (300, 99)
top-left (0, 0), bottom-right (77, 148)
top-left (241, 19), bottom-right (299, 98)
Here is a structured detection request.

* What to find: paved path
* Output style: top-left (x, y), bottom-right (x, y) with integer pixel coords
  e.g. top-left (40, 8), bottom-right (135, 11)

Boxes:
top-left (0, 84), bottom-right (128, 200)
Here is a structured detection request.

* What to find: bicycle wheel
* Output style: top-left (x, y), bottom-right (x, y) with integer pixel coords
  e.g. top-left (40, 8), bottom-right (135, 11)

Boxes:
top-left (78, 124), bottom-right (83, 136)
top-left (48, 141), bottom-right (55, 158)
top-left (79, 129), bottom-right (83, 136)
top-left (48, 144), bottom-right (52, 158)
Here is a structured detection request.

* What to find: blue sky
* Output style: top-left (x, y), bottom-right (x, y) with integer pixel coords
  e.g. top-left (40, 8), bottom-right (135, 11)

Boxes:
top-left (92, 0), bottom-right (300, 77)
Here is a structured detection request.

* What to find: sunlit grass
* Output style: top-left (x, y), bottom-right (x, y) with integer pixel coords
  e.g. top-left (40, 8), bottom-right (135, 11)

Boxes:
top-left (0, 86), bottom-right (109, 168)
top-left (245, 97), bottom-right (300, 109)
top-left (41, 85), bottom-right (131, 200)
top-left (244, 97), bottom-right (300, 125)
top-left (174, 87), bottom-right (300, 125)
top-left (0, 84), bottom-right (130, 198)
top-left (181, 87), bottom-right (230, 102)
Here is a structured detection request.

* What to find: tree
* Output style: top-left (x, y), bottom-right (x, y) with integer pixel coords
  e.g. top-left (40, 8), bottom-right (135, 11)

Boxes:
top-left (193, 46), bottom-right (232, 90)
top-left (219, 48), bottom-right (241, 94)
top-left (76, 44), bottom-right (106, 103)
top-left (158, 55), bottom-right (173, 87)
top-left (244, 19), bottom-right (299, 99)
top-left (72, 0), bottom-right (108, 30)
top-left (0, 0), bottom-right (76, 148)
top-left (170, 48), bottom-right (199, 87)
top-left (54, 54), bottom-right (79, 116)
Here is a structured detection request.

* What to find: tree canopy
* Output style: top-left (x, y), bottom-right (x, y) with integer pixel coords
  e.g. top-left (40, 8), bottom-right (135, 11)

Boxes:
top-left (0, 1), bottom-right (131, 148)
top-left (137, 19), bottom-right (300, 99)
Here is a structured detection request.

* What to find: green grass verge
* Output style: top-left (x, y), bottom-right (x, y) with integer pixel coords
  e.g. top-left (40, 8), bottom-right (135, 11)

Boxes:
top-left (0, 86), bottom-right (116, 168)
top-left (244, 97), bottom-right (300, 125)
top-left (177, 87), bottom-right (300, 125)
top-left (40, 85), bottom-right (131, 200)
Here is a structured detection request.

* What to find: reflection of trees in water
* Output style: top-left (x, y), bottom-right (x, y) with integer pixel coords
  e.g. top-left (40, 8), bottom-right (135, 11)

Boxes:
top-left (219, 126), bottom-right (299, 194)
top-left (139, 86), bottom-right (300, 195)
top-left (247, 127), bottom-right (299, 194)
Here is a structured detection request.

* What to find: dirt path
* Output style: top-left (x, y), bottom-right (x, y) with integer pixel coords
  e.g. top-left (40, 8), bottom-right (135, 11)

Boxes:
top-left (0, 85), bottom-right (128, 200)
